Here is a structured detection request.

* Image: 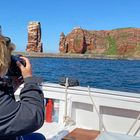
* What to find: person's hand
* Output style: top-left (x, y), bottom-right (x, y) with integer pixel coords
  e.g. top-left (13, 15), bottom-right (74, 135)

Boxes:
top-left (16, 56), bottom-right (32, 78)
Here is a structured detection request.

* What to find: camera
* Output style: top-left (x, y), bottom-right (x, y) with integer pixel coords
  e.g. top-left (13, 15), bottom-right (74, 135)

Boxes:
top-left (0, 54), bottom-right (26, 98)
top-left (7, 54), bottom-right (26, 77)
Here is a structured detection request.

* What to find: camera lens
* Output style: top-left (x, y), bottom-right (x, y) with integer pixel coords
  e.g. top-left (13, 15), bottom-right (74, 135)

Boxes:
top-left (7, 54), bottom-right (26, 77)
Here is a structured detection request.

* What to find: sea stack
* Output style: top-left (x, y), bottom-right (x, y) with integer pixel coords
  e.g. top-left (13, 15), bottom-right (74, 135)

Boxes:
top-left (59, 32), bottom-right (67, 53)
top-left (26, 21), bottom-right (43, 52)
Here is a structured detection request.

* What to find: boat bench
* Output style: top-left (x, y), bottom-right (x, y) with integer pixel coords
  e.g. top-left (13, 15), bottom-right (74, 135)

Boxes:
top-left (96, 106), bottom-right (140, 139)
top-left (62, 128), bottom-right (100, 140)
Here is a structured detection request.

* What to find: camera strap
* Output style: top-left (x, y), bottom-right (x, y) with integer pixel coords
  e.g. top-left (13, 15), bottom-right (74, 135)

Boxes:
top-left (0, 77), bottom-right (7, 90)
top-left (0, 77), bottom-right (15, 100)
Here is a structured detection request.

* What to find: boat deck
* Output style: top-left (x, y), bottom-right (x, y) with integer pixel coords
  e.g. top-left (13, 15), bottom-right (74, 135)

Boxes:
top-left (36, 122), bottom-right (100, 140)
top-left (62, 128), bottom-right (100, 140)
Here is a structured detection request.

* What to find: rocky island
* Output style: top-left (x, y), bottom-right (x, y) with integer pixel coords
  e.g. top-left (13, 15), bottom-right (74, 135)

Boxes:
top-left (2, 21), bottom-right (140, 59)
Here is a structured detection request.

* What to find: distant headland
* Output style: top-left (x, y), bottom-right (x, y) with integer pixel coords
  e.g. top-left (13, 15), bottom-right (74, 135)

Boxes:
top-left (59, 27), bottom-right (140, 59)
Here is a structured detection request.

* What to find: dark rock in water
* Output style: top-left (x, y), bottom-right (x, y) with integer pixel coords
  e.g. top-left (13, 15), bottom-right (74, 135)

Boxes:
top-left (59, 27), bottom-right (140, 58)
top-left (26, 21), bottom-right (43, 52)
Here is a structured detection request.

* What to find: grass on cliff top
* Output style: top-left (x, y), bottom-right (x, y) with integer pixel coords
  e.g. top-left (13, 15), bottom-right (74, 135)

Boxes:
top-left (105, 36), bottom-right (117, 55)
top-left (112, 27), bottom-right (134, 30)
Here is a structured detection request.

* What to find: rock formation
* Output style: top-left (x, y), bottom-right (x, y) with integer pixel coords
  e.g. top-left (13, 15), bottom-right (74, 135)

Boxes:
top-left (59, 27), bottom-right (140, 57)
top-left (26, 22), bottom-right (43, 52)
top-left (59, 32), bottom-right (67, 53)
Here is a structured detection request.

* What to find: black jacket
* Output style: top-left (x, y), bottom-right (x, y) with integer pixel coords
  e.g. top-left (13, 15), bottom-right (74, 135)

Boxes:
top-left (0, 77), bottom-right (45, 140)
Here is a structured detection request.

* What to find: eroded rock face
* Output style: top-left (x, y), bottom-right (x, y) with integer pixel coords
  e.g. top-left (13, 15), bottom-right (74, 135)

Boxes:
top-left (59, 27), bottom-right (140, 57)
top-left (26, 22), bottom-right (43, 52)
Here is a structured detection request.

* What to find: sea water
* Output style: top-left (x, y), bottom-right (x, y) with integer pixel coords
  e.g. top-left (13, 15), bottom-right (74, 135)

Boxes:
top-left (30, 58), bottom-right (140, 93)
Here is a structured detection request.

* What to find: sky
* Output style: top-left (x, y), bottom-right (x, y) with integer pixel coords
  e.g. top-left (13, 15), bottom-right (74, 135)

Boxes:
top-left (1, 0), bottom-right (140, 53)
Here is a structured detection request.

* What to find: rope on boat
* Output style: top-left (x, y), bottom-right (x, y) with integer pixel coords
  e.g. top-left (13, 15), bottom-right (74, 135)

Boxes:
top-left (88, 86), bottom-right (107, 132)
top-left (134, 125), bottom-right (140, 136)
top-left (127, 113), bottom-right (140, 135)
top-left (64, 78), bottom-right (68, 118)
top-left (63, 81), bottom-right (107, 129)
top-left (63, 78), bottom-right (75, 126)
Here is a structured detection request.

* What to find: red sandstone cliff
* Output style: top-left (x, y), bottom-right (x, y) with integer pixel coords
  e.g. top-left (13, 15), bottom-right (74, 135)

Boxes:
top-left (26, 22), bottom-right (43, 52)
top-left (59, 27), bottom-right (140, 57)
